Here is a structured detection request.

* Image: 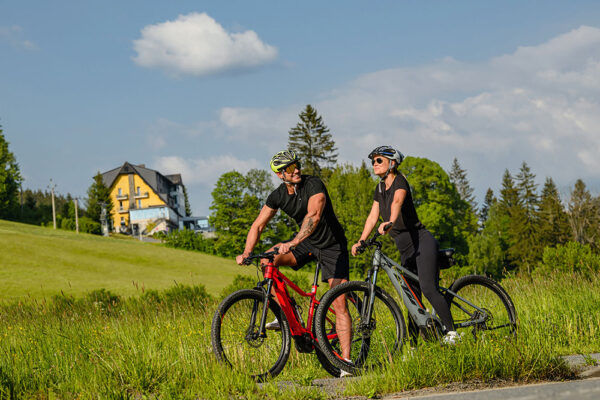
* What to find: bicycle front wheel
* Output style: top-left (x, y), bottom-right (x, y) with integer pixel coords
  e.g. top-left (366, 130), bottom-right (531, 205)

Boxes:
top-left (314, 281), bottom-right (406, 374)
top-left (446, 275), bottom-right (517, 340)
top-left (211, 289), bottom-right (291, 381)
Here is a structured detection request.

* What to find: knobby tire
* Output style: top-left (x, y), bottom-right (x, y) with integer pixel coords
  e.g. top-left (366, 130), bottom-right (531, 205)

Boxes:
top-left (211, 289), bottom-right (291, 382)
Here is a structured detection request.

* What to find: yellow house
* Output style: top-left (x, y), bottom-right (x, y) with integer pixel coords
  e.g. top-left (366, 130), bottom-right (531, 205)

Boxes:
top-left (101, 162), bottom-right (186, 234)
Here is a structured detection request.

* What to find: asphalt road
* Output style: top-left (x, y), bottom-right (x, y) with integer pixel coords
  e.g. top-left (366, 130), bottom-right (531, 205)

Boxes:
top-left (386, 377), bottom-right (600, 400)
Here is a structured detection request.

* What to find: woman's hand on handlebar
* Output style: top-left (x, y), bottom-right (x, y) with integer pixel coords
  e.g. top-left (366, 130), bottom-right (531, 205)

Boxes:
top-left (351, 242), bottom-right (363, 256)
top-left (377, 222), bottom-right (393, 235)
top-left (277, 241), bottom-right (296, 255)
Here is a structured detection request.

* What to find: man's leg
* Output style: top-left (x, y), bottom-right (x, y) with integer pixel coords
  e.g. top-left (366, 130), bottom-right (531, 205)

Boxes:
top-left (328, 277), bottom-right (351, 361)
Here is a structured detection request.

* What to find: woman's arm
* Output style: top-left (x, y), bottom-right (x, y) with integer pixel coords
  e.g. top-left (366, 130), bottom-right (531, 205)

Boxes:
top-left (378, 188), bottom-right (407, 235)
top-left (351, 201), bottom-right (380, 256)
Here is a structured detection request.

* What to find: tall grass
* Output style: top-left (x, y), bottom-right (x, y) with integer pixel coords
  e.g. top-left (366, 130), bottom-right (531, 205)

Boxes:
top-left (1, 271), bottom-right (599, 399)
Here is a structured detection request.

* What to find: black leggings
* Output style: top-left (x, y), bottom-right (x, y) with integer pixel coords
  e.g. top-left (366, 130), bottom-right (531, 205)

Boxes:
top-left (393, 229), bottom-right (454, 341)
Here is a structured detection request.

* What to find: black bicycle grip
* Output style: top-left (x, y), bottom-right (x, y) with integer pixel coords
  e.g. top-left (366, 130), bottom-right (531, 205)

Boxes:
top-left (356, 240), bottom-right (367, 254)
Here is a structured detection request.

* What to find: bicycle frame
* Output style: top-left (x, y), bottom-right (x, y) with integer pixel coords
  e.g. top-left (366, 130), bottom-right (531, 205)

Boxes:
top-left (367, 247), bottom-right (489, 331)
top-left (259, 260), bottom-right (323, 337)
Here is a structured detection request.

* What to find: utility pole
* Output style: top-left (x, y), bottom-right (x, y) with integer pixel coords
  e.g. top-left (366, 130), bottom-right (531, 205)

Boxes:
top-left (48, 179), bottom-right (57, 229)
top-left (74, 197), bottom-right (79, 233)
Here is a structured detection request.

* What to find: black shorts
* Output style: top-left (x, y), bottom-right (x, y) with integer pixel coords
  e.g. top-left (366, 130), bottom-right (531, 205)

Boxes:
top-left (290, 240), bottom-right (349, 282)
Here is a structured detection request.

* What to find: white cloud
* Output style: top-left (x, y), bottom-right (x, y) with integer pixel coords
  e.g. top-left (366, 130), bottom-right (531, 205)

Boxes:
top-left (154, 155), bottom-right (261, 186)
top-left (0, 25), bottom-right (37, 50)
top-left (132, 12), bottom-right (277, 77)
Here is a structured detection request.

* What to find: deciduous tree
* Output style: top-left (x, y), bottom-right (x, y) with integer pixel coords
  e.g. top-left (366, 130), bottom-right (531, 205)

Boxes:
top-left (400, 156), bottom-right (478, 262)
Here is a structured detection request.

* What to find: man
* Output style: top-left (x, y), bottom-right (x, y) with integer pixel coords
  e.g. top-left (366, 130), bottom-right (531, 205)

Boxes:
top-left (236, 150), bottom-right (352, 371)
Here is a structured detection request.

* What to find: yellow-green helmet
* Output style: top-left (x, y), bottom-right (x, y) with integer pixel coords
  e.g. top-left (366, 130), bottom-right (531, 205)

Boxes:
top-left (270, 150), bottom-right (300, 172)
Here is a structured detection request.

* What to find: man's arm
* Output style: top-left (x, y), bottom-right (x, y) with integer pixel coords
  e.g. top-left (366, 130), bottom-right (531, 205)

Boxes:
top-left (279, 192), bottom-right (326, 253)
top-left (236, 205), bottom-right (277, 264)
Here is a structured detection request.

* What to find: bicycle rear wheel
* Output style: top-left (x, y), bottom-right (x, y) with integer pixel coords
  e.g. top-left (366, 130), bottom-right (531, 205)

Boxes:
top-left (314, 281), bottom-right (406, 374)
top-left (211, 289), bottom-right (291, 381)
top-left (446, 275), bottom-right (517, 340)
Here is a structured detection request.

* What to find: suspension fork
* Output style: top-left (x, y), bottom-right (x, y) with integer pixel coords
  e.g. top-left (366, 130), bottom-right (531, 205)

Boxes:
top-left (255, 262), bottom-right (276, 338)
top-left (362, 251), bottom-right (382, 326)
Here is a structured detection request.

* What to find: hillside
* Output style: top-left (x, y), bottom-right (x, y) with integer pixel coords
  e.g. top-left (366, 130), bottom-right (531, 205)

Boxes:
top-left (0, 219), bottom-right (254, 300)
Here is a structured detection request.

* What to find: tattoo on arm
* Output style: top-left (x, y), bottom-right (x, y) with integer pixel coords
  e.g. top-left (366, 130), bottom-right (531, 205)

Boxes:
top-left (296, 216), bottom-right (316, 242)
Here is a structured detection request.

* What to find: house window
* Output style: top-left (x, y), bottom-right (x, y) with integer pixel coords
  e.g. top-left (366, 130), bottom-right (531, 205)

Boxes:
top-left (138, 199), bottom-right (142, 208)
top-left (119, 201), bottom-right (123, 209)
top-left (136, 186), bottom-right (140, 195)
top-left (118, 188), bottom-right (122, 196)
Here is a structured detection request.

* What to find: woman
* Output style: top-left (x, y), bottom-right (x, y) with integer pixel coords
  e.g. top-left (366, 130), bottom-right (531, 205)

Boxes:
top-left (351, 146), bottom-right (459, 345)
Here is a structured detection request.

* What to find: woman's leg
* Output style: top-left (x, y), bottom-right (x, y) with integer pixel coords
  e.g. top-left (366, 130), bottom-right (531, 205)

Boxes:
top-left (415, 231), bottom-right (454, 333)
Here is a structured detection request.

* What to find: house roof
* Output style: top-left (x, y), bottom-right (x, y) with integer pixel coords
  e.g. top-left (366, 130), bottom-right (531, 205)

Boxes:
top-left (101, 162), bottom-right (184, 207)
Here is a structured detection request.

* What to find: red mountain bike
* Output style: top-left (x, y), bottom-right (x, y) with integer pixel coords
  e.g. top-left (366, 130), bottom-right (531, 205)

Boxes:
top-left (211, 248), bottom-right (353, 381)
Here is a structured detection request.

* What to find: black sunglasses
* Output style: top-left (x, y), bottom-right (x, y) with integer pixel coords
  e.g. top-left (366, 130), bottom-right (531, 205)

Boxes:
top-left (371, 157), bottom-right (385, 166)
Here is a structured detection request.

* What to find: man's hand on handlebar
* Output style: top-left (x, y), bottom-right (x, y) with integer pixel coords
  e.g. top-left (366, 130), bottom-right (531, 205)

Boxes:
top-left (236, 253), bottom-right (251, 265)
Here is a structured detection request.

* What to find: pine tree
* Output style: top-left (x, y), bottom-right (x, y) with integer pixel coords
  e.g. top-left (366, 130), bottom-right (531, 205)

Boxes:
top-left (568, 179), bottom-right (599, 250)
top-left (511, 162), bottom-right (541, 273)
top-left (86, 172), bottom-right (113, 223)
top-left (479, 188), bottom-right (496, 226)
top-left (498, 169), bottom-right (521, 271)
top-left (287, 104), bottom-right (337, 178)
top-left (537, 177), bottom-right (570, 249)
top-left (449, 157), bottom-right (477, 210)
top-left (0, 125), bottom-right (23, 219)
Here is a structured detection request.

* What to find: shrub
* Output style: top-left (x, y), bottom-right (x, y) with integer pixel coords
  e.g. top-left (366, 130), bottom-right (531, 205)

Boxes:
top-left (162, 284), bottom-right (212, 308)
top-left (219, 274), bottom-right (259, 299)
top-left (537, 241), bottom-right (600, 278)
top-left (78, 217), bottom-right (101, 235)
top-left (162, 229), bottom-right (215, 254)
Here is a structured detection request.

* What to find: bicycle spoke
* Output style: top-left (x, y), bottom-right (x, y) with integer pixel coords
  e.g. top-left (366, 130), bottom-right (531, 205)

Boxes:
top-left (212, 290), bottom-right (290, 380)
top-left (448, 276), bottom-right (516, 341)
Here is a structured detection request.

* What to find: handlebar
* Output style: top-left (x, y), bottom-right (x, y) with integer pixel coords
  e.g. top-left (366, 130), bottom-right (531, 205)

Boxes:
top-left (355, 223), bottom-right (393, 254)
top-left (242, 248), bottom-right (279, 265)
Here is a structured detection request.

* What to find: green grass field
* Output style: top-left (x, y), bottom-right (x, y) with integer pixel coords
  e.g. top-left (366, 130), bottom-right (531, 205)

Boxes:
top-left (1, 219), bottom-right (599, 399)
top-left (0, 219), bottom-right (254, 300)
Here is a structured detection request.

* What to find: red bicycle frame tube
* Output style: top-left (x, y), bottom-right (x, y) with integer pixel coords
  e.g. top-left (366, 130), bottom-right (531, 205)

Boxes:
top-left (263, 263), bottom-right (320, 337)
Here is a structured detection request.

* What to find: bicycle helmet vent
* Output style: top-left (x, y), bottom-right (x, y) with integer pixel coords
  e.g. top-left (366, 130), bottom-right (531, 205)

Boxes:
top-left (270, 150), bottom-right (300, 172)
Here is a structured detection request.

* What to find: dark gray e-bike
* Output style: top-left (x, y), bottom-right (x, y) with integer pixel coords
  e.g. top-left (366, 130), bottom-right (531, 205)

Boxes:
top-left (314, 228), bottom-right (517, 374)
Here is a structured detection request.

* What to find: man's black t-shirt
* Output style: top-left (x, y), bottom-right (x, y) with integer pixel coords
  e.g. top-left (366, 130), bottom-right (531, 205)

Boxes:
top-left (373, 174), bottom-right (424, 238)
top-left (265, 175), bottom-right (346, 248)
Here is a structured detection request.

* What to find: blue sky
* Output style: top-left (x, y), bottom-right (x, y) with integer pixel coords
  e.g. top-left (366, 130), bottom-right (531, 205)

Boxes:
top-left (2, 1), bottom-right (600, 216)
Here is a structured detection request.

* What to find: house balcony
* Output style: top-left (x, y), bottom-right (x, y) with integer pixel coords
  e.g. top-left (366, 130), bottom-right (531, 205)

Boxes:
top-left (116, 194), bottom-right (128, 200)
top-left (134, 192), bottom-right (149, 199)
top-left (118, 207), bottom-right (129, 214)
